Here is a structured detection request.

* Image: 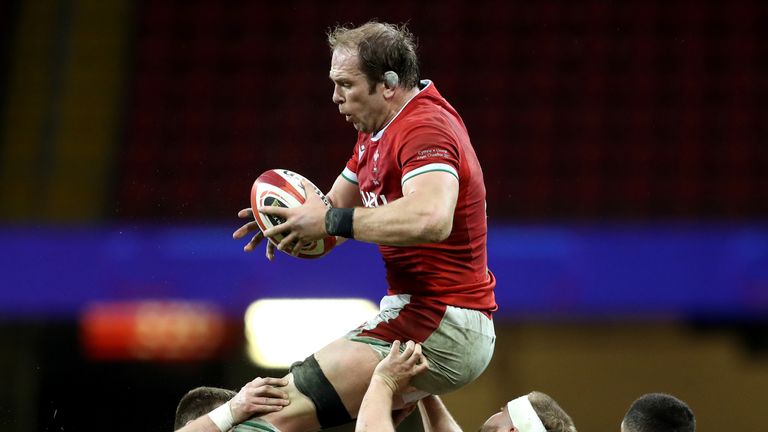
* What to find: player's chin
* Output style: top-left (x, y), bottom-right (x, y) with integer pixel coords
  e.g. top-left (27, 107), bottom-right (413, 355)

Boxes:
top-left (354, 123), bottom-right (373, 133)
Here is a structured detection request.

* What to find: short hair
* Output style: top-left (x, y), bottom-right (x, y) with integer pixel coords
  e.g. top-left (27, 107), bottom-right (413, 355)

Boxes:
top-left (327, 21), bottom-right (420, 92)
top-left (528, 391), bottom-right (578, 432)
top-left (174, 386), bottom-right (236, 430)
top-left (622, 393), bottom-right (695, 432)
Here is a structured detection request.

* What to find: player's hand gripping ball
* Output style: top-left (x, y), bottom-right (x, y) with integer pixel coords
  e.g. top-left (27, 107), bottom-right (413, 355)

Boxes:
top-left (250, 169), bottom-right (337, 258)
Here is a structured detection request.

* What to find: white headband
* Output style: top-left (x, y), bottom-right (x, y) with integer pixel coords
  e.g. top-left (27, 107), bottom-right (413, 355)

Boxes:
top-left (506, 395), bottom-right (547, 432)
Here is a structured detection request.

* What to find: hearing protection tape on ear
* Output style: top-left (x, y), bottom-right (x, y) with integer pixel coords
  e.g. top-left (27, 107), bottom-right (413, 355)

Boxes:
top-left (384, 70), bottom-right (399, 88)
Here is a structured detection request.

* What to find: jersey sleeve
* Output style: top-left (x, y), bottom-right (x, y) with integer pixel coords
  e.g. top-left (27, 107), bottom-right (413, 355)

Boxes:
top-left (397, 124), bottom-right (460, 186)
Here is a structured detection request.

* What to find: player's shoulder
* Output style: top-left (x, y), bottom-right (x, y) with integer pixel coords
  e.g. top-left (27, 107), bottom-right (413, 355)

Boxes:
top-left (386, 82), bottom-right (462, 146)
top-left (395, 102), bottom-right (454, 137)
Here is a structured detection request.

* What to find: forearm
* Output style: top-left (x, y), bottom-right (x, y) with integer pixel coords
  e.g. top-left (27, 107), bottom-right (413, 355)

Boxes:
top-left (351, 194), bottom-right (451, 246)
top-left (418, 396), bottom-right (463, 432)
top-left (355, 377), bottom-right (396, 432)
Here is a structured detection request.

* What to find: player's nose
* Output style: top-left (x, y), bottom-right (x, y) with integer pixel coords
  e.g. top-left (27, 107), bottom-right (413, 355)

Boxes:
top-left (331, 85), bottom-right (343, 104)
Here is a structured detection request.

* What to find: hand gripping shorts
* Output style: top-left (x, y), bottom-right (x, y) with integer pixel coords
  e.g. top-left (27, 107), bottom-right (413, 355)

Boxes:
top-left (344, 294), bottom-right (496, 398)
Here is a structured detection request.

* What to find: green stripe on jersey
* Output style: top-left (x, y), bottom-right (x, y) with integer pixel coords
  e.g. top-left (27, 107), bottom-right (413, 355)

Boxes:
top-left (400, 164), bottom-right (459, 185)
top-left (341, 172), bottom-right (359, 185)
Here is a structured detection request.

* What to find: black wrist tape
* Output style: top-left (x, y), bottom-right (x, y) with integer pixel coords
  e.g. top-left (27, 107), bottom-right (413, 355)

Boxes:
top-left (325, 207), bottom-right (354, 238)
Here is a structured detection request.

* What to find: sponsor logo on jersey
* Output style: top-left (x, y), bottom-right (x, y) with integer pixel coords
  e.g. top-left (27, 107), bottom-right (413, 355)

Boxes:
top-left (360, 190), bottom-right (388, 208)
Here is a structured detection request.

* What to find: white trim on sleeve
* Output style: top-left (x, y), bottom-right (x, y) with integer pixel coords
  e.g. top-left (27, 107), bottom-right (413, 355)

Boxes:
top-left (401, 163), bottom-right (459, 185)
top-left (341, 167), bottom-right (359, 185)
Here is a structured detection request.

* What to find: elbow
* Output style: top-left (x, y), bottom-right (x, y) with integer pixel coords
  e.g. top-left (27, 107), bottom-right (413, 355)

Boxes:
top-left (418, 213), bottom-right (453, 243)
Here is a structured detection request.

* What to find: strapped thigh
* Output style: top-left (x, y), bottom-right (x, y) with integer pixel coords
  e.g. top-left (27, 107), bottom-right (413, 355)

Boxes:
top-left (290, 354), bottom-right (352, 428)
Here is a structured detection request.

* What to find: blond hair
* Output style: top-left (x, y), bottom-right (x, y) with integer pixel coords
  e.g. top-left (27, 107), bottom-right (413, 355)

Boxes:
top-left (328, 21), bottom-right (419, 92)
top-left (528, 391), bottom-right (578, 432)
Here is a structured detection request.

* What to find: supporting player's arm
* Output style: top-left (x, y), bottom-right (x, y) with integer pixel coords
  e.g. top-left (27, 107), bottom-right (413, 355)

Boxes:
top-left (418, 395), bottom-right (463, 432)
top-left (355, 341), bottom-right (429, 432)
top-left (176, 377), bottom-right (289, 432)
top-left (352, 171), bottom-right (458, 246)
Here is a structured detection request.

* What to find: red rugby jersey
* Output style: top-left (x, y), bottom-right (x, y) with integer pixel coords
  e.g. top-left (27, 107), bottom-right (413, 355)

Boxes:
top-left (341, 81), bottom-right (497, 314)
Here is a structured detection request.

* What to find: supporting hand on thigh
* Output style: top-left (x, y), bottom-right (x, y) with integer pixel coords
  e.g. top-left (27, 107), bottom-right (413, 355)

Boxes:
top-left (373, 340), bottom-right (430, 394)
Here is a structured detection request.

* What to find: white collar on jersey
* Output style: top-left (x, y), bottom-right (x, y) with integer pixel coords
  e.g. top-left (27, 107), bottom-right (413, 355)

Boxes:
top-left (371, 79), bottom-right (433, 142)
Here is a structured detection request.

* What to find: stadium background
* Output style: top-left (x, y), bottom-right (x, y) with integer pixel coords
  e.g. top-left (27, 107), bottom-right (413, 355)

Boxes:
top-left (0, 0), bottom-right (767, 431)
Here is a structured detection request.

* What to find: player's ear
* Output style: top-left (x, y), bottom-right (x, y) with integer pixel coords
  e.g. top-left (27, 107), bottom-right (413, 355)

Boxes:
top-left (381, 82), bottom-right (396, 99)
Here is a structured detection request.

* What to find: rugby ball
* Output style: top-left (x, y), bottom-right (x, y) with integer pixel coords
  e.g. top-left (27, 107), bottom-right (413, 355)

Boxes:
top-left (250, 169), bottom-right (336, 258)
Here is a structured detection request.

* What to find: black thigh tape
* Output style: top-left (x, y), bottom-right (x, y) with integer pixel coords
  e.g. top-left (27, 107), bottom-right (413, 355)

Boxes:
top-left (290, 354), bottom-right (353, 428)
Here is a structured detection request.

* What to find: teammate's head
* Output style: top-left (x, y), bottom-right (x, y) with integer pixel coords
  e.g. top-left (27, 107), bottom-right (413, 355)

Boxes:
top-left (328, 21), bottom-right (419, 93)
top-left (481, 391), bottom-right (577, 432)
top-left (621, 393), bottom-right (695, 432)
top-left (529, 391), bottom-right (578, 432)
top-left (174, 386), bottom-right (236, 430)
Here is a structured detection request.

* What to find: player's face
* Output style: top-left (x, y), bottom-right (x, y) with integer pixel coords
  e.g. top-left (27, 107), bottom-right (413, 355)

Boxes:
top-left (329, 48), bottom-right (388, 133)
top-left (479, 406), bottom-right (518, 432)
